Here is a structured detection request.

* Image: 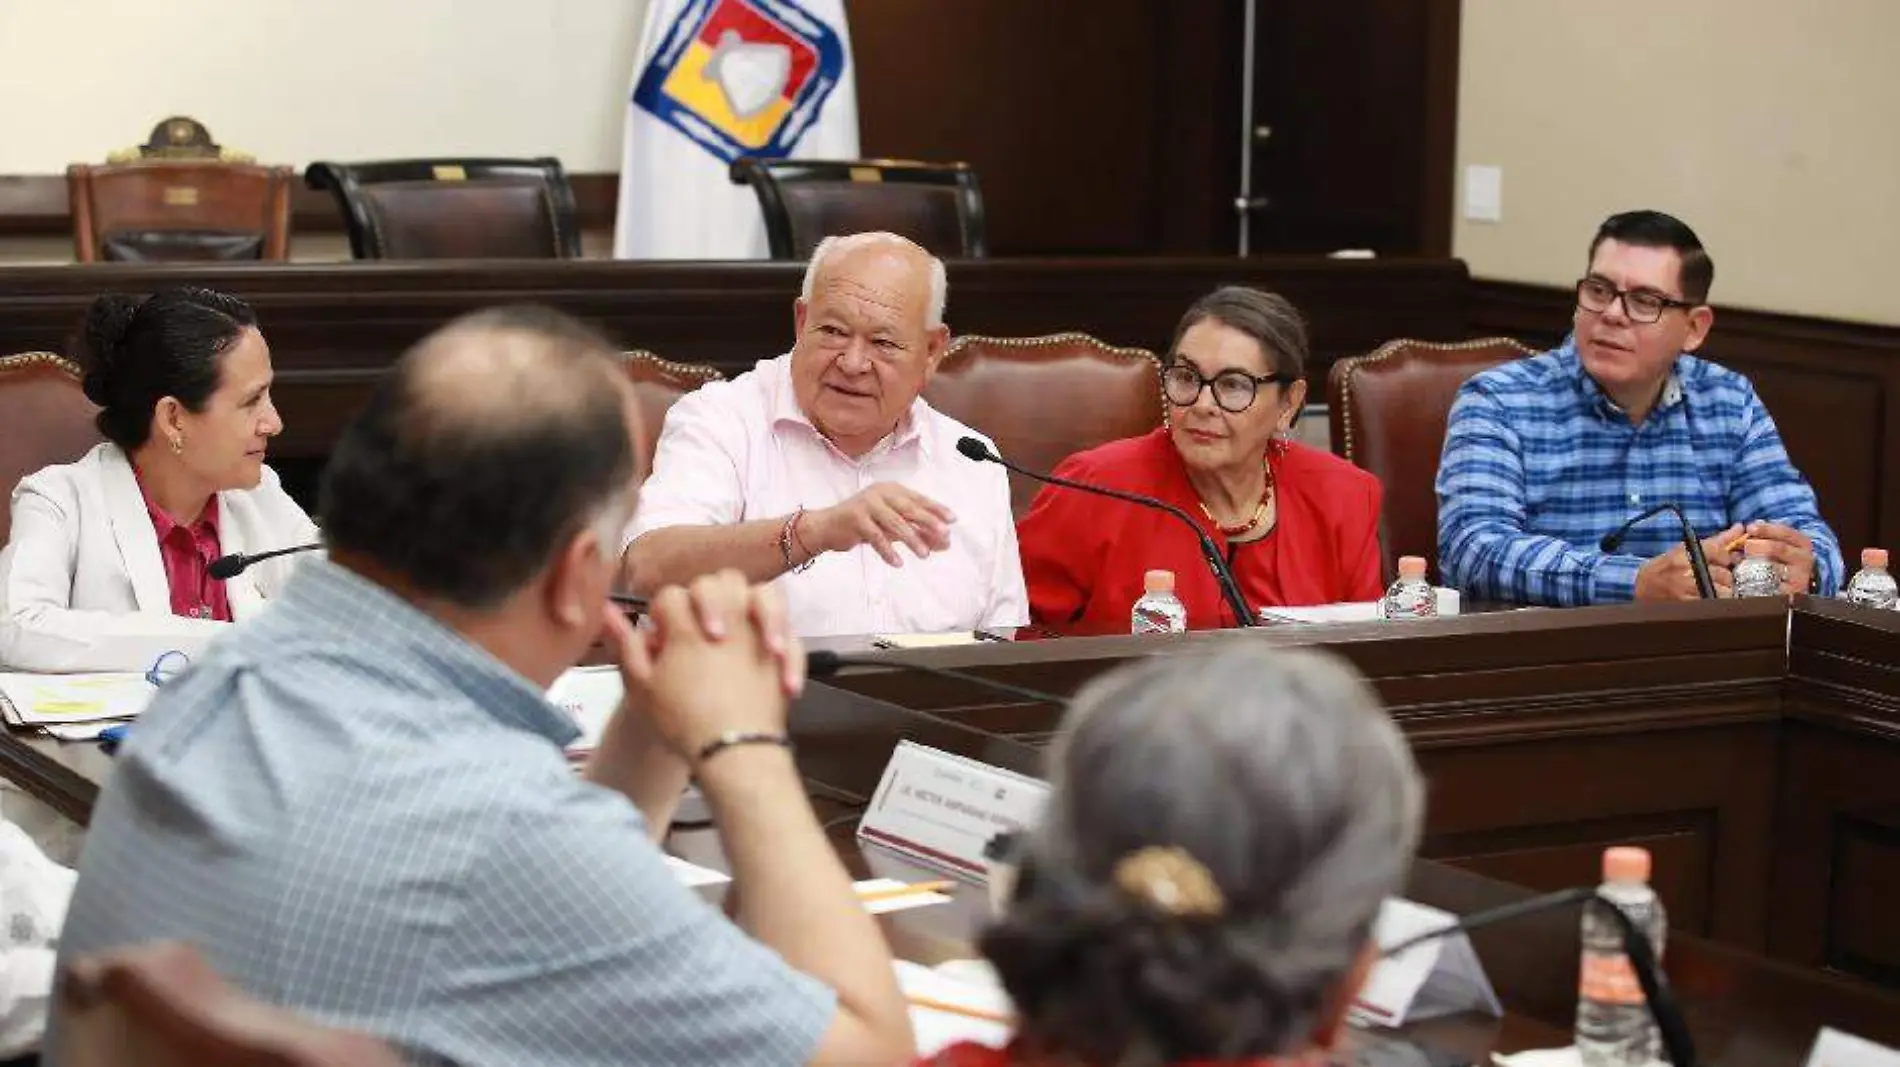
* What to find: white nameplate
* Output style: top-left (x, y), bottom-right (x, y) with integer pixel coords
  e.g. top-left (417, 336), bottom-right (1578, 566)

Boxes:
top-left (1350, 897), bottom-right (1502, 1028)
top-left (1807, 1028), bottom-right (1900, 1067)
top-left (859, 741), bottom-right (1049, 879)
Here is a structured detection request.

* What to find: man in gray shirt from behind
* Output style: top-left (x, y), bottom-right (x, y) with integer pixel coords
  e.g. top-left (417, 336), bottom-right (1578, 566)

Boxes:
top-left (51, 307), bottom-right (913, 1066)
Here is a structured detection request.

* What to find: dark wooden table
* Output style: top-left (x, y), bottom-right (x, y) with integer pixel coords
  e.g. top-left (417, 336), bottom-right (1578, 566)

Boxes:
top-left (7, 596), bottom-right (1899, 1059)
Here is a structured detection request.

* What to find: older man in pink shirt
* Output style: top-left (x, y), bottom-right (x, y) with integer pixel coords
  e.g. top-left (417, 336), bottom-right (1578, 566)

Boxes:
top-left (622, 232), bottom-right (1028, 638)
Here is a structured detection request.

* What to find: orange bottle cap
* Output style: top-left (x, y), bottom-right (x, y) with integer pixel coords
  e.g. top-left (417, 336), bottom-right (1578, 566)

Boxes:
top-left (1863, 548), bottom-right (1889, 569)
top-left (1743, 539), bottom-right (1774, 558)
top-left (1397, 556), bottom-right (1428, 579)
top-left (1603, 846), bottom-right (1652, 883)
top-left (1143, 569), bottom-right (1176, 593)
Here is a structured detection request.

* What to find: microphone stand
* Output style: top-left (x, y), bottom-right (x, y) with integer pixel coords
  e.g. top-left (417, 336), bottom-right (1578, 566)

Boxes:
top-left (1599, 503), bottom-right (1717, 600)
top-left (1383, 886), bottom-right (1697, 1067)
top-left (956, 439), bottom-right (1258, 628)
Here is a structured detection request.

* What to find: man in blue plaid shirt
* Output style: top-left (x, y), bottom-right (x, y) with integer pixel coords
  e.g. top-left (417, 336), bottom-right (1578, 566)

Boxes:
top-left (1437, 211), bottom-right (1842, 606)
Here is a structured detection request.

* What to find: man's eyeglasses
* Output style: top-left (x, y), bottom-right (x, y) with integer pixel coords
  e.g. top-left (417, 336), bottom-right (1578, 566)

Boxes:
top-left (1575, 276), bottom-right (1700, 325)
top-left (145, 650), bottom-right (190, 688)
top-left (1162, 364), bottom-right (1294, 415)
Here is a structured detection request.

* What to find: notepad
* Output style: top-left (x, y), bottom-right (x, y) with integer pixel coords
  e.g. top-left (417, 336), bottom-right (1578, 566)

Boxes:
top-left (547, 665), bottom-right (622, 755)
top-left (897, 959), bottom-right (1016, 1055)
top-left (0, 672), bottom-right (154, 725)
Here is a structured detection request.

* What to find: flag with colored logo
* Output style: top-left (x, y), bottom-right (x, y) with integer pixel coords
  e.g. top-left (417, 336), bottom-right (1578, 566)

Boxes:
top-left (612, 0), bottom-right (858, 260)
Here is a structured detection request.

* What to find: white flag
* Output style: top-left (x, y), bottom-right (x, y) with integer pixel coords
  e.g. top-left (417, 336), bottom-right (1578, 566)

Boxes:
top-left (612, 0), bottom-right (859, 260)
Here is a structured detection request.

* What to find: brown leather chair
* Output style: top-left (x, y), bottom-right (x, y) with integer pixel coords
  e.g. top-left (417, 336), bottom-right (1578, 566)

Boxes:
top-left (1327, 337), bottom-right (1534, 576)
top-left (60, 940), bottom-right (402, 1067)
top-left (729, 158), bottom-right (985, 260)
top-left (923, 333), bottom-right (1164, 518)
top-left (0, 353), bottom-right (103, 545)
top-left (304, 158), bottom-right (581, 260)
top-left (67, 162), bottom-right (293, 262)
top-left (621, 352), bottom-right (723, 479)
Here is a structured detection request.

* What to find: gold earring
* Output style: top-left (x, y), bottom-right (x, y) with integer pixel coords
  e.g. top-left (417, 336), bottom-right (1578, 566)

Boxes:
top-left (170, 435), bottom-right (184, 455)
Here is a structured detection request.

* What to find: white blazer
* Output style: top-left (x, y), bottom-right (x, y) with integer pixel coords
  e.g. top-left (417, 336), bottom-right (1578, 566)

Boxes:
top-left (0, 443), bottom-right (319, 673)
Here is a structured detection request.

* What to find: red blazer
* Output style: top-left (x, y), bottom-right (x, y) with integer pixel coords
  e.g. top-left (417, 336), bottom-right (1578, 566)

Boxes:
top-left (1017, 429), bottom-right (1384, 630)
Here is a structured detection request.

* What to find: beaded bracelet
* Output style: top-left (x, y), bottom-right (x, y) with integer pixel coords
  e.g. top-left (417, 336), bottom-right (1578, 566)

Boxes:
top-left (695, 730), bottom-right (795, 767)
top-left (780, 507), bottom-right (815, 574)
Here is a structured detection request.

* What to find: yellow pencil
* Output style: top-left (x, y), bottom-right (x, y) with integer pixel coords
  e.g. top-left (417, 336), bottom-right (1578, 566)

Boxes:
top-left (856, 880), bottom-right (956, 904)
top-left (905, 994), bottom-right (1013, 1025)
top-left (1723, 535), bottom-right (1747, 555)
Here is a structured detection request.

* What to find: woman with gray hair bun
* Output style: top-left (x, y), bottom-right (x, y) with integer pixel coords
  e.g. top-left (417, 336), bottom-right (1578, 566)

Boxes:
top-left (918, 646), bottom-right (1424, 1067)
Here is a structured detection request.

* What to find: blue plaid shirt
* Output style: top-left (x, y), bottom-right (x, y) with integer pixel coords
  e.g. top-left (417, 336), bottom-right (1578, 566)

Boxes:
top-left (52, 560), bottom-right (833, 1067)
top-left (1436, 339), bottom-right (1843, 606)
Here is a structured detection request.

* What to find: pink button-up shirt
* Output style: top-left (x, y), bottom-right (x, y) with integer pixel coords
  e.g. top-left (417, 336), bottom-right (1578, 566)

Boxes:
top-left (627, 354), bottom-right (1028, 638)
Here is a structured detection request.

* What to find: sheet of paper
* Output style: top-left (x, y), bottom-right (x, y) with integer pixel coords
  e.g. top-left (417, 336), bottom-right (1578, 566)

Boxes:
top-left (0, 673), bottom-right (155, 724)
top-left (546, 665), bottom-right (622, 754)
top-left (1490, 1048), bottom-right (1585, 1067)
top-left (897, 958), bottom-right (1015, 1055)
top-left (43, 721), bottom-right (124, 742)
top-left (1806, 1027), bottom-right (1900, 1067)
top-left (872, 632), bottom-right (983, 649)
top-left (664, 854), bottom-right (731, 888)
top-left (854, 878), bottom-right (953, 914)
top-left (1260, 588), bottom-right (1462, 625)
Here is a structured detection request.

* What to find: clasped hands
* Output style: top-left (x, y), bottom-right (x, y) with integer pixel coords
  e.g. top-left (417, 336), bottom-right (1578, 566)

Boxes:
top-left (1634, 520), bottom-right (1816, 601)
top-left (596, 570), bottom-right (805, 766)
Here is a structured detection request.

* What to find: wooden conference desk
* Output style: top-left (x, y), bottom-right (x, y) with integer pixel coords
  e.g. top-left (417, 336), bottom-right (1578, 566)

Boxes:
top-left (2, 597), bottom-right (1896, 1009)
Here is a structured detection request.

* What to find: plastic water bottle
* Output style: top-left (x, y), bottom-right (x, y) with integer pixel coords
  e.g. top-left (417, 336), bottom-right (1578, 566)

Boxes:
top-left (1843, 548), bottom-right (1898, 609)
top-left (1576, 846), bottom-right (1667, 1066)
top-left (1379, 556), bottom-right (1437, 620)
top-left (1732, 539), bottom-right (1782, 598)
top-left (1131, 569), bottom-right (1188, 634)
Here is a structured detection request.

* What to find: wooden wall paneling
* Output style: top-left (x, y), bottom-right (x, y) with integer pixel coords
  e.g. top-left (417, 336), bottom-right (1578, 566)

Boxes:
top-left (1468, 279), bottom-right (1900, 552)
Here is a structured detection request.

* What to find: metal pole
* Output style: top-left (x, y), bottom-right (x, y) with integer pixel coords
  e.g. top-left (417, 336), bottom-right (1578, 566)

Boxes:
top-left (1237, 0), bottom-right (1257, 256)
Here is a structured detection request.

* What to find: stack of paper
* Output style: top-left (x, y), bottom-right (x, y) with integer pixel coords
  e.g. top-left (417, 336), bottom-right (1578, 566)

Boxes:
top-left (898, 958), bottom-right (1015, 1055)
top-left (546, 664), bottom-right (622, 757)
top-left (0, 672), bottom-right (154, 740)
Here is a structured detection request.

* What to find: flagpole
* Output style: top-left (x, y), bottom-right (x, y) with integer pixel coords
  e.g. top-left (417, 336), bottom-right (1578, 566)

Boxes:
top-left (1236, 0), bottom-right (1258, 257)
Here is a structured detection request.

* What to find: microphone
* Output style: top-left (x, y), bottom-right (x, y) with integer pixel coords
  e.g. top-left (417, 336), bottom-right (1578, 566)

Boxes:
top-left (603, 597), bottom-right (1069, 707)
top-left (207, 542), bottom-right (323, 581)
top-left (954, 436), bottom-right (1257, 628)
top-left (1381, 885), bottom-right (1697, 1067)
top-left (1598, 503), bottom-right (1717, 599)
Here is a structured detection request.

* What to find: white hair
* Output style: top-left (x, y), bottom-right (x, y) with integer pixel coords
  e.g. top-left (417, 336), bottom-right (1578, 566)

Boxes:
top-left (799, 232), bottom-right (947, 330)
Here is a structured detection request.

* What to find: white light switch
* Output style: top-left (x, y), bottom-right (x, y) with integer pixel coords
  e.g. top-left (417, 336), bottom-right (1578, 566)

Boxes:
top-left (1463, 165), bottom-right (1502, 222)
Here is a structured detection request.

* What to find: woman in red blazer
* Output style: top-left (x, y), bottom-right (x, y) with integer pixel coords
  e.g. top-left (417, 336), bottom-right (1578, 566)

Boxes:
top-left (1017, 287), bottom-right (1384, 630)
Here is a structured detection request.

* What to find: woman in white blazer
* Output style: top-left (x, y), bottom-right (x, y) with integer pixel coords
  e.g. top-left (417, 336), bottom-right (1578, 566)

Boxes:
top-left (0, 288), bottom-right (318, 673)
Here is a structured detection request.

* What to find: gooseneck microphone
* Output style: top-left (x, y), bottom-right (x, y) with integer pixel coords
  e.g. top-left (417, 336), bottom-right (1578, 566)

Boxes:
top-left (953, 436), bottom-right (1257, 628)
top-left (603, 596), bottom-right (1069, 707)
top-left (207, 542), bottom-right (324, 581)
top-left (1598, 503), bottom-right (1717, 599)
top-left (1381, 885), bottom-right (1697, 1067)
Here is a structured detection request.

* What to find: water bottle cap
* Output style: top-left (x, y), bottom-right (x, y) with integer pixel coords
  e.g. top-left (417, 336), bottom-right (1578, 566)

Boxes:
top-left (1143, 569), bottom-right (1176, 593)
top-left (1397, 556), bottom-right (1428, 579)
top-left (1862, 548), bottom-right (1889, 569)
top-left (1603, 846), bottom-right (1652, 883)
top-left (1744, 539), bottom-right (1774, 558)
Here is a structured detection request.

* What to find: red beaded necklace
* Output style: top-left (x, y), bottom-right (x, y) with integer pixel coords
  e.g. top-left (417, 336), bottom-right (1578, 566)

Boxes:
top-left (1198, 450), bottom-right (1278, 537)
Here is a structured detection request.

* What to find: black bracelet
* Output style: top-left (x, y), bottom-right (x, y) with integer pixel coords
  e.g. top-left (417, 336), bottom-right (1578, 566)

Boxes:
top-left (694, 731), bottom-right (794, 767)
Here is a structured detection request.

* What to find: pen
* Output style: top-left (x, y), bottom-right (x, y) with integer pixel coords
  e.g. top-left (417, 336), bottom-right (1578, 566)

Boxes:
top-left (856, 880), bottom-right (956, 904)
top-left (905, 994), bottom-right (1013, 1025)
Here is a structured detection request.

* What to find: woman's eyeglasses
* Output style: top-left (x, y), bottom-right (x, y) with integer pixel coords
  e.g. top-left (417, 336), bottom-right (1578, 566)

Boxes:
top-left (1161, 364), bottom-right (1294, 415)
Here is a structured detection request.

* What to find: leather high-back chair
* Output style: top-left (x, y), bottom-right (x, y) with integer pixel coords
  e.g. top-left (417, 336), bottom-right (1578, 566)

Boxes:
top-left (1327, 337), bottom-right (1534, 575)
top-left (621, 352), bottom-right (723, 480)
top-left (304, 158), bottom-right (581, 260)
top-left (923, 333), bottom-right (1164, 518)
top-left (60, 940), bottom-right (403, 1067)
top-left (0, 353), bottom-right (103, 545)
top-left (68, 162), bottom-right (293, 262)
top-left (730, 158), bottom-right (985, 260)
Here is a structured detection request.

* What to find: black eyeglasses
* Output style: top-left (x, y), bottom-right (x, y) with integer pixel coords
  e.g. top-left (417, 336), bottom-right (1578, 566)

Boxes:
top-left (1575, 277), bottom-right (1699, 324)
top-left (1162, 363), bottom-right (1294, 414)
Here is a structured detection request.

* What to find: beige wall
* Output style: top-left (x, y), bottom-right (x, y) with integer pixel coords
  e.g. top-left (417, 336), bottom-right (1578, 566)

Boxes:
top-left (0, 0), bottom-right (647, 173)
top-left (1456, 0), bottom-right (1900, 326)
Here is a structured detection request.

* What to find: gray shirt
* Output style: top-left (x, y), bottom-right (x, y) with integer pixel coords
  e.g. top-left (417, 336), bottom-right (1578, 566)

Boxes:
top-left (51, 560), bottom-right (833, 1066)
